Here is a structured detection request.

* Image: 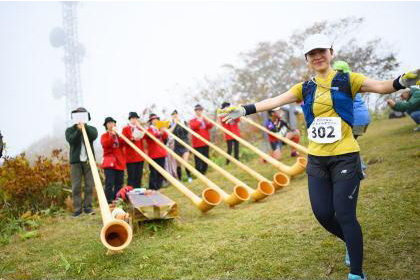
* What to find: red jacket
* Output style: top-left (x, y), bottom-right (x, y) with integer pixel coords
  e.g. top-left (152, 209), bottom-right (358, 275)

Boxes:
top-left (101, 132), bottom-right (126, 170)
top-left (144, 126), bottom-right (168, 159)
top-left (189, 117), bottom-right (213, 148)
top-left (220, 117), bottom-right (240, 141)
top-left (122, 125), bottom-right (145, 163)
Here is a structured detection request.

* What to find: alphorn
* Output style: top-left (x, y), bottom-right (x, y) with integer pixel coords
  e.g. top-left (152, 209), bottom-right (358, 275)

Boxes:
top-left (135, 122), bottom-right (247, 207)
top-left (115, 129), bottom-right (221, 212)
top-left (165, 128), bottom-right (250, 206)
top-left (81, 125), bottom-right (133, 254)
top-left (176, 121), bottom-right (283, 197)
top-left (240, 116), bottom-right (309, 155)
top-left (203, 115), bottom-right (307, 177)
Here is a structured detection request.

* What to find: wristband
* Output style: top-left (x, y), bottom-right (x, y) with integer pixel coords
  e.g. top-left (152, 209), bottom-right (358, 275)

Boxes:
top-left (393, 75), bottom-right (405, 90)
top-left (242, 104), bottom-right (257, 116)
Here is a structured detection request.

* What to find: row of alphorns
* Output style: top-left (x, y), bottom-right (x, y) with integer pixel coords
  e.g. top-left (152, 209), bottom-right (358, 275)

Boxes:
top-left (80, 114), bottom-right (308, 253)
top-left (121, 115), bottom-right (308, 211)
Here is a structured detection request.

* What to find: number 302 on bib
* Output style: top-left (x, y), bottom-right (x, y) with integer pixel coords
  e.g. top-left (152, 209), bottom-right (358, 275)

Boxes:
top-left (308, 117), bottom-right (342, 144)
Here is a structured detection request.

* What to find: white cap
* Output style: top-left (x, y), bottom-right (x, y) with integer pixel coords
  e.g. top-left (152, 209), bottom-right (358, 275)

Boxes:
top-left (303, 34), bottom-right (332, 55)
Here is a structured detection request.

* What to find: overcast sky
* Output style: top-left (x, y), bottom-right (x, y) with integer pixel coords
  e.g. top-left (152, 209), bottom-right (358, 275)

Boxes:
top-left (1, 1), bottom-right (419, 156)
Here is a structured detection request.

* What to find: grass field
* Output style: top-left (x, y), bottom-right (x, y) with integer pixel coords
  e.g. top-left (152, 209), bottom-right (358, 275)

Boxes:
top-left (1, 117), bottom-right (419, 279)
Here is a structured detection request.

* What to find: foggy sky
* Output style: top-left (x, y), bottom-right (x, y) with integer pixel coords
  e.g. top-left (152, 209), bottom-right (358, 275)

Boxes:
top-left (1, 1), bottom-right (419, 156)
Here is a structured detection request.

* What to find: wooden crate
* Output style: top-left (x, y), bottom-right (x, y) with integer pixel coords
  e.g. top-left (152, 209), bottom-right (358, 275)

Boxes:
top-left (127, 191), bottom-right (178, 232)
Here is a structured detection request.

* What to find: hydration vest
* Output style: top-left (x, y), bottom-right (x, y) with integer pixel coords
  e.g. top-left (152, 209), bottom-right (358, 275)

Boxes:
top-left (301, 72), bottom-right (354, 128)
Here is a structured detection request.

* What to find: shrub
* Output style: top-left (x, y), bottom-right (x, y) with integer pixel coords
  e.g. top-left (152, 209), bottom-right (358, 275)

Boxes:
top-left (0, 149), bottom-right (71, 218)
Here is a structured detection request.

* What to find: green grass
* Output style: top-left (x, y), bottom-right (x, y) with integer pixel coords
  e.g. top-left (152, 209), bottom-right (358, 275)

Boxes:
top-left (1, 117), bottom-right (419, 279)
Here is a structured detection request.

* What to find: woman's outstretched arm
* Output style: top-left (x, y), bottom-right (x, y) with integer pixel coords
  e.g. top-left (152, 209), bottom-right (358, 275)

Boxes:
top-left (255, 90), bottom-right (297, 112)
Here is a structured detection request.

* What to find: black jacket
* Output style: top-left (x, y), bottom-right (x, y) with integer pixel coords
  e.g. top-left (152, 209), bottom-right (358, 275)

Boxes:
top-left (65, 124), bottom-right (98, 164)
top-left (172, 122), bottom-right (189, 149)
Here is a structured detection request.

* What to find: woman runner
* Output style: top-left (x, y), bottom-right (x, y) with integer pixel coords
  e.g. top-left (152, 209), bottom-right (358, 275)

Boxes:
top-left (220, 33), bottom-right (419, 280)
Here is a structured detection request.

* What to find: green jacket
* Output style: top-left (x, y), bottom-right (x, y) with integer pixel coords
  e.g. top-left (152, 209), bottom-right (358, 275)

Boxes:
top-left (65, 124), bottom-right (98, 164)
top-left (394, 86), bottom-right (420, 114)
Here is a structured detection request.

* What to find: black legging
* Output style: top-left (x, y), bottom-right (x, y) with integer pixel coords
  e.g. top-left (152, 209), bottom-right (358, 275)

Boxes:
top-left (226, 139), bottom-right (239, 164)
top-left (308, 175), bottom-right (363, 276)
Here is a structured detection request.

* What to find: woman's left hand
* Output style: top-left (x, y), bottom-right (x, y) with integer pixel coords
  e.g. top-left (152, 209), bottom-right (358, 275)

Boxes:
top-left (400, 69), bottom-right (420, 87)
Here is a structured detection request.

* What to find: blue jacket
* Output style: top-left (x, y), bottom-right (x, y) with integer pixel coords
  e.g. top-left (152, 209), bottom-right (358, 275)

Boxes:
top-left (353, 93), bottom-right (370, 126)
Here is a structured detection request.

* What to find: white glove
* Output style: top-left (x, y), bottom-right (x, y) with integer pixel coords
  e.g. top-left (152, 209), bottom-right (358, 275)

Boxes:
top-left (217, 106), bottom-right (246, 124)
top-left (399, 69), bottom-right (420, 87)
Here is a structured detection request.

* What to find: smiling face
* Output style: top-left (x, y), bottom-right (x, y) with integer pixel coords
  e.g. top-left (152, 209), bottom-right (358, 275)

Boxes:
top-left (306, 48), bottom-right (333, 73)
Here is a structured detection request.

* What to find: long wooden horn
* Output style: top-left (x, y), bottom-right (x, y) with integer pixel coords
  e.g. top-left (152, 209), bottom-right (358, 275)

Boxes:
top-left (134, 122), bottom-right (245, 207)
top-left (202, 115), bottom-right (307, 177)
top-left (165, 127), bottom-right (250, 206)
top-left (81, 124), bottom-right (133, 254)
top-left (176, 121), bottom-right (281, 199)
top-left (116, 129), bottom-right (221, 212)
top-left (240, 116), bottom-right (309, 155)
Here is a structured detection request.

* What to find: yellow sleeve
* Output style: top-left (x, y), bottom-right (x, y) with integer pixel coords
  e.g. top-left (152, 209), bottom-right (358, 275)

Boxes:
top-left (290, 82), bottom-right (303, 102)
top-left (350, 72), bottom-right (367, 98)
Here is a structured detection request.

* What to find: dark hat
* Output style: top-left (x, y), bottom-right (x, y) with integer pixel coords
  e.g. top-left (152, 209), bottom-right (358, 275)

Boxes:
top-left (194, 104), bottom-right (203, 111)
top-left (221, 102), bottom-right (230, 109)
top-left (128, 112), bottom-right (140, 120)
top-left (103, 117), bottom-right (117, 126)
top-left (171, 110), bottom-right (178, 115)
top-left (148, 113), bottom-right (159, 122)
top-left (71, 107), bottom-right (91, 121)
top-left (71, 107), bottom-right (88, 114)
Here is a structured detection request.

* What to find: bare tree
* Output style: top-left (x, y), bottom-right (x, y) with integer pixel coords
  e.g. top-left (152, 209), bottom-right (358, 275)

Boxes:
top-left (185, 17), bottom-right (400, 114)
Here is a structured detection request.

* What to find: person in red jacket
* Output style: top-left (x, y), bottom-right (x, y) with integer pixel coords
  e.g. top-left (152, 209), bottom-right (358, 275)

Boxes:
top-left (189, 104), bottom-right (213, 174)
top-left (122, 112), bottom-right (145, 188)
top-left (101, 117), bottom-right (126, 203)
top-left (144, 113), bottom-right (168, 190)
top-left (219, 102), bottom-right (240, 165)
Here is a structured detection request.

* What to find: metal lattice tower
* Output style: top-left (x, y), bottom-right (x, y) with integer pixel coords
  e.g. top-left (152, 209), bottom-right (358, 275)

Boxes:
top-left (50, 2), bottom-right (85, 125)
top-left (62, 2), bottom-right (84, 123)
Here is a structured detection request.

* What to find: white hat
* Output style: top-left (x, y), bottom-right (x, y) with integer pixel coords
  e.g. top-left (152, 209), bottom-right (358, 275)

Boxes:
top-left (303, 34), bottom-right (332, 55)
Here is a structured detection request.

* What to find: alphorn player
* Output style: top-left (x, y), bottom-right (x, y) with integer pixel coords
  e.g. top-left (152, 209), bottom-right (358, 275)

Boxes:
top-left (189, 104), bottom-right (213, 174)
top-left (264, 109), bottom-right (300, 160)
top-left (101, 117), bottom-right (126, 203)
top-left (65, 107), bottom-right (98, 217)
top-left (220, 33), bottom-right (419, 280)
top-left (189, 104), bottom-right (213, 175)
top-left (219, 102), bottom-right (240, 165)
top-left (122, 112), bottom-right (145, 188)
top-left (145, 113), bottom-right (168, 190)
top-left (169, 110), bottom-right (192, 182)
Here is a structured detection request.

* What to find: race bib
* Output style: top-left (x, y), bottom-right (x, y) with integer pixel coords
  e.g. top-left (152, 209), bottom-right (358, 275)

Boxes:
top-left (308, 117), bottom-right (341, 144)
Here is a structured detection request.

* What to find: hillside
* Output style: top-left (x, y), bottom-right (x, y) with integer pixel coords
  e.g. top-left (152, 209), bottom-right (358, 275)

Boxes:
top-left (0, 117), bottom-right (419, 279)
